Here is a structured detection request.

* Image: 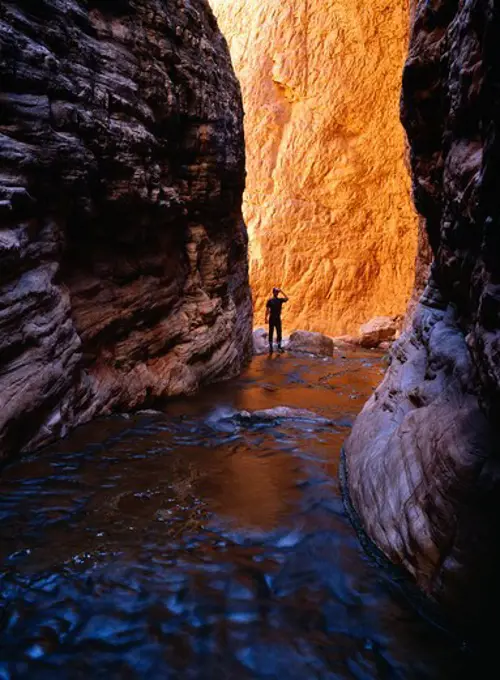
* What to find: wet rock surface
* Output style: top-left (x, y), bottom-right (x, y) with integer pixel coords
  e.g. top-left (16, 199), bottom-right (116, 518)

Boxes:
top-left (345, 0), bottom-right (500, 626)
top-left (236, 406), bottom-right (334, 425)
top-left (346, 282), bottom-right (500, 625)
top-left (0, 353), bottom-right (473, 678)
top-left (0, 0), bottom-right (252, 462)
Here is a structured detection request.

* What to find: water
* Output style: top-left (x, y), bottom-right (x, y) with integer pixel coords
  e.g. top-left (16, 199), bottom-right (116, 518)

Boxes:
top-left (0, 351), bottom-right (472, 679)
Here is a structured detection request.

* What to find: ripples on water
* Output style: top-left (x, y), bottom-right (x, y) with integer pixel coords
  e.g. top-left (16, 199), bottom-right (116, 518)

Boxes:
top-left (0, 352), bottom-right (475, 678)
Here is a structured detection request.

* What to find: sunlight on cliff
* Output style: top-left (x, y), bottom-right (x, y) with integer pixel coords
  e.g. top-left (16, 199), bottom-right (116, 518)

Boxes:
top-left (210, 0), bottom-right (418, 337)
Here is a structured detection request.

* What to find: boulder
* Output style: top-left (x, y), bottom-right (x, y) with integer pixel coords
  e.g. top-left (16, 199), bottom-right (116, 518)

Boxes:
top-left (331, 335), bottom-right (359, 348)
top-left (253, 328), bottom-right (269, 355)
top-left (358, 316), bottom-right (399, 348)
top-left (238, 407), bottom-right (332, 425)
top-left (253, 328), bottom-right (293, 354)
top-left (288, 331), bottom-right (334, 357)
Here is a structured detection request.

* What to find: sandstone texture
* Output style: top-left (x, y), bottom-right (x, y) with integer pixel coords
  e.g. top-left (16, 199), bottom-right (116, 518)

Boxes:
top-left (345, 1), bottom-right (500, 627)
top-left (252, 327), bottom-right (271, 355)
top-left (210, 0), bottom-right (418, 337)
top-left (253, 327), bottom-right (341, 356)
top-left (287, 330), bottom-right (334, 357)
top-left (357, 316), bottom-right (400, 349)
top-left (253, 324), bottom-right (395, 356)
top-left (0, 0), bottom-right (252, 461)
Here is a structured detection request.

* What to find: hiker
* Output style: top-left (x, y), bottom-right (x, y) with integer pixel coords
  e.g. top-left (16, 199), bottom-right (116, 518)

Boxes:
top-left (265, 287), bottom-right (289, 354)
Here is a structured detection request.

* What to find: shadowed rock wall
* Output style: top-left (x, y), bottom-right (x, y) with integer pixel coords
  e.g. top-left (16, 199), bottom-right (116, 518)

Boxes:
top-left (210, 0), bottom-right (418, 336)
top-left (0, 0), bottom-right (252, 461)
top-left (345, 0), bottom-right (500, 627)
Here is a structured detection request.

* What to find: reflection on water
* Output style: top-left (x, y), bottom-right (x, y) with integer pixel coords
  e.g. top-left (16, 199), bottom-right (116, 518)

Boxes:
top-left (0, 351), bottom-right (473, 678)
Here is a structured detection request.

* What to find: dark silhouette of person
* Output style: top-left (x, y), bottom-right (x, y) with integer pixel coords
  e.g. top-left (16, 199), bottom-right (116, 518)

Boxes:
top-left (265, 287), bottom-right (289, 354)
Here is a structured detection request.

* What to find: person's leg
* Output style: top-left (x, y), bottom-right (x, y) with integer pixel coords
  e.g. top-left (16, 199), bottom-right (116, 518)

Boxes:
top-left (276, 319), bottom-right (283, 351)
top-left (269, 321), bottom-right (274, 353)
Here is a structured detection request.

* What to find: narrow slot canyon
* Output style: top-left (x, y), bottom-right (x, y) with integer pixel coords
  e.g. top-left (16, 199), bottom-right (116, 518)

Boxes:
top-left (210, 0), bottom-right (419, 338)
top-left (0, 1), bottom-right (499, 678)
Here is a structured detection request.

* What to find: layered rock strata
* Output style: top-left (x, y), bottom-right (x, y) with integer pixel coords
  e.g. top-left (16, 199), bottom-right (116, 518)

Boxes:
top-left (0, 0), bottom-right (252, 461)
top-left (210, 0), bottom-right (419, 336)
top-left (345, 0), bottom-right (500, 626)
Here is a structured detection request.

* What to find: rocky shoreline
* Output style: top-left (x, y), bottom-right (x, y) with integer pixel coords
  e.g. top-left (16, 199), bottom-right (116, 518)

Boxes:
top-left (253, 315), bottom-right (400, 356)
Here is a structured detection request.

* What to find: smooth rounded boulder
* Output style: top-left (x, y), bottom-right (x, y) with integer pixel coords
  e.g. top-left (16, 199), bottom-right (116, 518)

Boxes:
top-left (288, 331), bottom-right (334, 357)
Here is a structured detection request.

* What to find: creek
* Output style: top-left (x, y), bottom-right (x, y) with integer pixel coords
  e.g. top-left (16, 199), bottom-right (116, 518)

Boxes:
top-left (0, 351), bottom-right (471, 678)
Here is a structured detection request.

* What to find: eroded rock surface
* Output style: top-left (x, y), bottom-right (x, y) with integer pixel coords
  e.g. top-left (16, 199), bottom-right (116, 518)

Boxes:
top-left (0, 0), bottom-right (252, 461)
top-left (345, 1), bottom-right (500, 627)
top-left (210, 0), bottom-right (418, 336)
top-left (252, 328), bottom-right (271, 355)
top-left (357, 316), bottom-right (400, 349)
top-left (237, 406), bottom-right (333, 426)
top-left (288, 330), bottom-right (334, 357)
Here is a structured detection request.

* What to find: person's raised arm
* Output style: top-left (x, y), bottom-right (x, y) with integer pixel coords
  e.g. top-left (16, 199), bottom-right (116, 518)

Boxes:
top-left (278, 288), bottom-right (289, 302)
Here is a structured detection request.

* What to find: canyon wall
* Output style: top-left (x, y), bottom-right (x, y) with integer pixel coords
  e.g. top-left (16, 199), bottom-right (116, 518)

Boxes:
top-left (345, 0), bottom-right (500, 628)
top-left (210, 0), bottom-right (418, 336)
top-left (0, 0), bottom-right (252, 462)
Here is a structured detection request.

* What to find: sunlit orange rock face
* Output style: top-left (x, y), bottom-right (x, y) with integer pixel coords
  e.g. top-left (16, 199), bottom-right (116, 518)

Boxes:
top-left (210, 0), bottom-right (418, 335)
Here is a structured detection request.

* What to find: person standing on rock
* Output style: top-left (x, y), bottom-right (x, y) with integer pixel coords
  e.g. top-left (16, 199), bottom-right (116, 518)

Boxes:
top-left (265, 287), bottom-right (289, 354)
